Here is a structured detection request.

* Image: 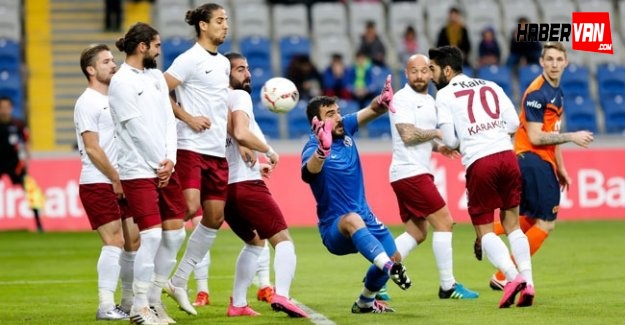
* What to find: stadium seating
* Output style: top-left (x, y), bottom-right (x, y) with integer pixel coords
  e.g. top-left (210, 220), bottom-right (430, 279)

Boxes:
top-left (156, 3), bottom-right (193, 39)
top-left (0, 38), bottom-right (20, 72)
top-left (161, 37), bottom-right (194, 70)
top-left (338, 99), bottom-right (360, 116)
top-left (313, 34), bottom-right (353, 74)
top-left (564, 95), bottom-right (597, 133)
top-left (388, 1), bottom-right (426, 47)
top-left (601, 95), bottom-right (625, 134)
top-left (348, 2), bottom-right (386, 43)
top-left (286, 100), bottom-right (310, 139)
top-left (518, 64), bottom-right (541, 94)
top-left (272, 4), bottom-right (308, 39)
top-left (250, 67), bottom-right (273, 103)
top-left (501, 0), bottom-right (539, 36)
top-left (311, 2), bottom-right (348, 38)
top-left (369, 65), bottom-right (393, 96)
top-left (596, 64), bottom-right (625, 99)
top-left (239, 36), bottom-right (272, 72)
top-left (367, 114), bottom-right (391, 139)
top-left (0, 68), bottom-right (22, 118)
top-left (0, 2), bottom-right (21, 41)
top-left (233, 2), bottom-right (270, 39)
top-left (253, 104), bottom-right (280, 139)
top-left (477, 65), bottom-right (513, 98)
top-left (424, 0), bottom-right (458, 44)
top-left (279, 36), bottom-right (311, 75)
top-left (220, 38), bottom-right (232, 55)
top-left (561, 64), bottom-right (591, 99)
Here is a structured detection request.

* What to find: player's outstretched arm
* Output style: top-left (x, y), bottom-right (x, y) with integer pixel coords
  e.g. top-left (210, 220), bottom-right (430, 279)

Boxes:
top-left (357, 74), bottom-right (395, 127)
top-left (526, 122), bottom-right (594, 147)
top-left (396, 123), bottom-right (441, 146)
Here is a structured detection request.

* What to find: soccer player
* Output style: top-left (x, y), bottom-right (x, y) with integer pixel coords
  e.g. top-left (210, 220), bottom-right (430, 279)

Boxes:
top-left (485, 42), bottom-right (594, 290)
top-left (0, 96), bottom-right (42, 232)
top-left (389, 54), bottom-right (479, 300)
top-left (109, 22), bottom-right (187, 324)
top-left (222, 52), bottom-right (307, 318)
top-left (430, 45), bottom-right (535, 308)
top-left (301, 78), bottom-right (412, 314)
top-left (74, 44), bottom-right (138, 321)
top-left (162, 4), bottom-right (230, 315)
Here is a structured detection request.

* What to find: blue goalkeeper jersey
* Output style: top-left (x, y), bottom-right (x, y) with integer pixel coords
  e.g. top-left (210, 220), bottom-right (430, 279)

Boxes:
top-left (301, 113), bottom-right (381, 233)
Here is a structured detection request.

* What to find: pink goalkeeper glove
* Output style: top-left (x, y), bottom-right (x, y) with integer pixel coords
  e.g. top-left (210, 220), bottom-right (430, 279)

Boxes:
top-left (312, 116), bottom-right (333, 159)
top-left (377, 74), bottom-right (395, 113)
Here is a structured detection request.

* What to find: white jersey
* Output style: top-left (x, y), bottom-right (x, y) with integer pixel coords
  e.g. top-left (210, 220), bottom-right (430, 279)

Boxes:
top-left (389, 84), bottom-right (437, 182)
top-left (108, 63), bottom-right (178, 180)
top-left (225, 88), bottom-right (265, 184)
top-left (437, 74), bottom-right (520, 168)
top-left (166, 43), bottom-right (230, 157)
top-left (74, 88), bottom-right (117, 184)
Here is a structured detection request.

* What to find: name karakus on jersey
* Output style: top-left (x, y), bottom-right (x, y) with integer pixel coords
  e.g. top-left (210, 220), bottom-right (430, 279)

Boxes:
top-left (468, 120), bottom-right (506, 136)
top-left (516, 12), bottom-right (613, 54)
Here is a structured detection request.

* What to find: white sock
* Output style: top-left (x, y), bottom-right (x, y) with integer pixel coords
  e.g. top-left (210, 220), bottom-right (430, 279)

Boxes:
top-left (133, 228), bottom-right (162, 308)
top-left (394, 232), bottom-right (418, 260)
top-left (232, 244), bottom-right (264, 307)
top-left (481, 232), bottom-right (518, 281)
top-left (97, 245), bottom-right (122, 311)
top-left (120, 250), bottom-right (136, 309)
top-left (508, 229), bottom-right (533, 285)
top-left (274, 241), bottom-right (296, 298)
top-left (194, 251), bottom-right (210, 294)
top-left (172, 224), bottom-right (217, 288)
top-left (148, 228), bottom-right (186, 304)
top-left (372, 253), bottom-right (392, 272)
top-left (432, 232), bottom-right (456, 290)
top-left (256, 241), bottom-right (272, 288)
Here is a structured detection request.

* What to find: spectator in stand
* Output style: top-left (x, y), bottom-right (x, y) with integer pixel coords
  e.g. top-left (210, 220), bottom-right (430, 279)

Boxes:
top-left (358, 20), bottom-right (387, 67)
top-left (322, 53), bottom-right (351, 100)
top-left (286, 55), bottom-right (323, 101)
top-left (436, 7), bottom-right (471, 67)
top-left (478, 26), bottom-right (501, 67)
top-left (347, 50), bottom-right (376, 109)
top-left (397, 25), bottom-right (419, 65)
top-left (104, 0), bottom-right (122, 32)
top-left (506, 17), bottom-right (542, 69)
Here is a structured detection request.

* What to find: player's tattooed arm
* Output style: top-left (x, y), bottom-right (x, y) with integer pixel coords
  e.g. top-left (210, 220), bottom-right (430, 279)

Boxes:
top-left (396, 123), bottom-right (441, 146)
top-left (536, 132), bottom-right (571, 145)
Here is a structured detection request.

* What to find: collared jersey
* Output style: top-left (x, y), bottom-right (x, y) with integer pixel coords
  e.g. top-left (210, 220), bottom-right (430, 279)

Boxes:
top-left (166, 43), bottom-right (230, 157)
top-left (225, 88), bottom-right (265, 184)
top-left (74, 88), bottom-right (117, 184)
top-left (108, 63), bottom-right (177, 180)
top-left (514, 74), bottom-right (564, 169)
top-left (436, 74), bottom-right (519, 168)
top-left (389, 84), bottom-right (437, 182)
top-left (302, 113), bottom-right (383, 232)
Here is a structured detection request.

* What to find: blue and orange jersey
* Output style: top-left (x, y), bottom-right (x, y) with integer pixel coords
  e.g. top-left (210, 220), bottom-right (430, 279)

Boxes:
top-left (514, 74), bottom-right (564, 169)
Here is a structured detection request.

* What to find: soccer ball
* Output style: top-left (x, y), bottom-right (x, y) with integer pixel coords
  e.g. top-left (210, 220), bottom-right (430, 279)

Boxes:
top-left (260, 77), bottom-right (299, 113)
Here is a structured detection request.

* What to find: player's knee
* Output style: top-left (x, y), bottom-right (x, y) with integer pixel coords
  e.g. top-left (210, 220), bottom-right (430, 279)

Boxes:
top-left (340, 213), bottom-right (365, 233)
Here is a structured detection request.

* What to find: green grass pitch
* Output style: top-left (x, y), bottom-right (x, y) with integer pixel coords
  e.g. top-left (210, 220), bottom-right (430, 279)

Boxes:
top-left (0, 220), bottom-right (623, 324)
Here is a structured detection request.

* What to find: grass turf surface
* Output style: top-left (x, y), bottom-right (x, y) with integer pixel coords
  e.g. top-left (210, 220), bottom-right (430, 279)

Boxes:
top-left (0, 220), bottom-right (623, 324)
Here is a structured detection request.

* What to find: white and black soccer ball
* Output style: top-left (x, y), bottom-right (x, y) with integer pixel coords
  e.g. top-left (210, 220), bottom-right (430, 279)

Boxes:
top-left (260, 77), bottom-right (299, 113)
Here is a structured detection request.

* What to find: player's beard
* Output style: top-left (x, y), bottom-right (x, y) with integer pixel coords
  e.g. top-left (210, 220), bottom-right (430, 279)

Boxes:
top-left (409, 80), bottom-right (428, 93)
top-left (231, 77), bottom-right (252, 93)
top-left (332, 120), bottom-right (345, 139)
top-left (434, 74), bottom-right (449, 90)
top-left (143, 56), bottom-right (158, 69)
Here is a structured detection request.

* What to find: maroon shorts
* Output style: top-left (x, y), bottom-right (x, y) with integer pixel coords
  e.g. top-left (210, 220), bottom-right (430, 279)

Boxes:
top-left (176, 149), bottom-right (228, 201)
top-left (224, 180), bottom-right (288, 242)
top-left (121, 172), bottom-right (186, 230)
top-left (465, 150), bottom-right (522, 225)
top-left (390, 174), bottom-right (446, 222)
top-left (79, 183), bottom-right (122, 230)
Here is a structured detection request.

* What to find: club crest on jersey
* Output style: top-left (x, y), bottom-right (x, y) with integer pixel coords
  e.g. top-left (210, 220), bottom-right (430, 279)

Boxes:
top-left (343, 136), bottom-right (353, 147)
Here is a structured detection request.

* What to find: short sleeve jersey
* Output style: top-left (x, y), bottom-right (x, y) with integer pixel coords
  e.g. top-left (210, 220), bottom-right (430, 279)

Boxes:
top-left (166, 43), bottom-right (230, 157)
top-left (436, 74), bottom-right (517, 167)
top-left (225, 88), bottom-right (266, 184)
top-left (514, 74), bottom-right (563, 169)
top-left (389, 84), bottom-right (438, 182)
top-left (74, 88), bottom-right (117, 184)
top-left (301, 113), bottom-right (381, 232)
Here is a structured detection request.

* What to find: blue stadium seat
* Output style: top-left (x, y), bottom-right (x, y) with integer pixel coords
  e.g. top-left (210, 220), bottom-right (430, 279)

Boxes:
top-left (463, 65), bottom-right (474, 78)
top-left (239, 36), bottom-right (272, 72)
top-left (286, 100), bottom-right (310, 139)
top-left (279, 36), bottom-right (311, 75)
top-left (477, 65), bottom-right (513, 99)
top-left (601, 95), bottom-right (625, 134)
top-left (0, 38), bottom-right (20, 72)
top-left (564, 95), bottom-right (597, 133)
top-left (337, 99), bottom-right (360, 115)
top-left (0, 68), bottom-right (22, 118)
top-left (518, 64), bottom-right (541, 95)
top-left (250, 67), bottom-right (274, 103)
top-left (220, 38), bottom-right (232, 55)
top-left (597, 64), bottom-right (625, 99)
top-left (367, 114), bottom-right (391, 138)
top-left (161, 37), bottom-right (194, 70)
top-left (253, 103), bottom-right (280, 139)
top-left (561, 64), bottom-right (590, 99)
top-left (369, 65), bottom-right (393, 95)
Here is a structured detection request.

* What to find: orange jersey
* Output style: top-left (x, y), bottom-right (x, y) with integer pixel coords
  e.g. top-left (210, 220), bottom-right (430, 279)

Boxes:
top-left (514, 75), bottom-right (563, 169)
